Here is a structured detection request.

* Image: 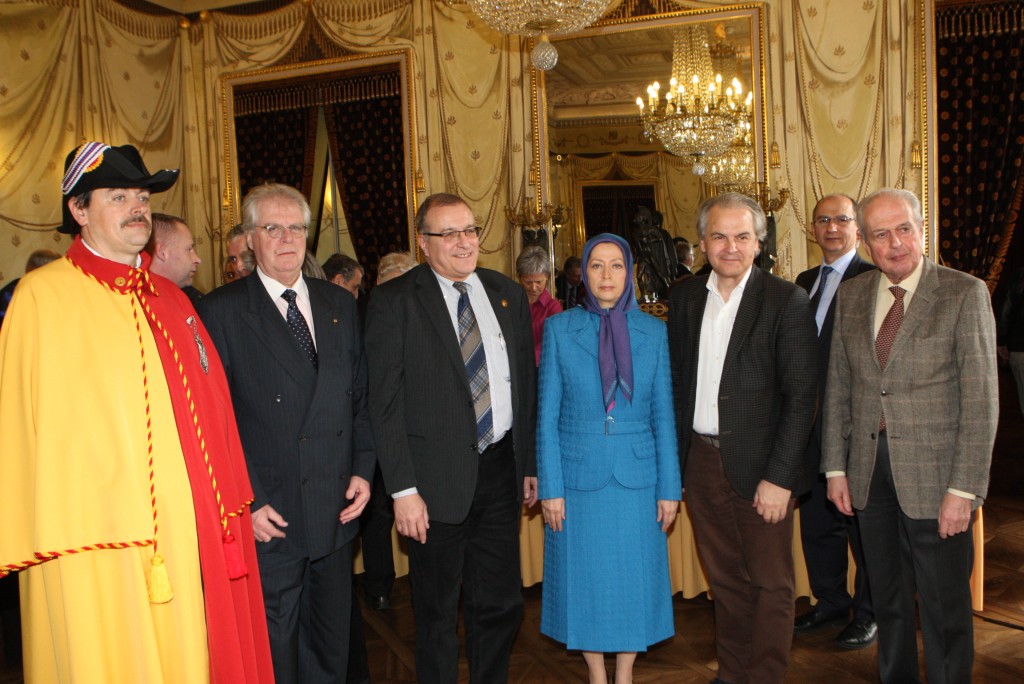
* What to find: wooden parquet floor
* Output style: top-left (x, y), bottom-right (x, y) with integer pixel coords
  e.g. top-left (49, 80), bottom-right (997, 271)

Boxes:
top-left (2, 372), bottom-right (1023, 683)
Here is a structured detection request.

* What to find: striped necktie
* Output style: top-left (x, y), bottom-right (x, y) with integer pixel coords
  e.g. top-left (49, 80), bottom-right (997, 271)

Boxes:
top-left (453, 281), bottom-right (493, 451)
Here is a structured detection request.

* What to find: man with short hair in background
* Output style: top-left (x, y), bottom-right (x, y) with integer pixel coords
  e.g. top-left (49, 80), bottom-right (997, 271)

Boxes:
top-left (223, 223), bottom-right (253, 283)
top-left (147, 212), bottom-right (203, 304)
top-left (823, 188), bottom-right (997, 683)
top-left (554, 255), bottom-right (585, 308)
top-left (793, 194), bottom-right (877, 649)
top-left (323, 252), bottom-right (365, 300)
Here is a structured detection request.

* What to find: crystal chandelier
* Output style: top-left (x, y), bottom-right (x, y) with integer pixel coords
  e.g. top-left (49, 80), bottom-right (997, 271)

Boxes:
top-left (465, 0), bottom-right (615, 71)
top-left (637, 25), bottom-right (752, 175)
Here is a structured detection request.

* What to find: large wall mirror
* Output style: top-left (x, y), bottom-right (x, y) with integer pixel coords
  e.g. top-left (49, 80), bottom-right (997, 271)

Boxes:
top-left (535, 4), bottom-right (767, 265)
top-left (221, 50), bottom-right (418, 280)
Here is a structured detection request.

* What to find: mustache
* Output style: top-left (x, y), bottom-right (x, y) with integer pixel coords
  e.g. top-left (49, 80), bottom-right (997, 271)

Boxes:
top-left (121, 215), bottom-right (152, 229)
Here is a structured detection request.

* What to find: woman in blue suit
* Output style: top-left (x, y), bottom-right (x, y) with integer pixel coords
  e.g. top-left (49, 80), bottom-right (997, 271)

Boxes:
top-left (539, 233), bottom-right (682, 684)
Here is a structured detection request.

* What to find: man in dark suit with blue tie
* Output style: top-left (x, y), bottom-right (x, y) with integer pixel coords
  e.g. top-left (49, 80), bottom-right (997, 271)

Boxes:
top-left (793, 194), bottom-right (877, 649)
top-left (198, 183), bottom-right (376, 684)
top-left (365, 193), bottom-right (537, 683)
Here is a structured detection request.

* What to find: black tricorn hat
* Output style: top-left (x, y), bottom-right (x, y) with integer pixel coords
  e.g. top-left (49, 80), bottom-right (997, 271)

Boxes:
top-left (60, 142), bottom-right (180, 234)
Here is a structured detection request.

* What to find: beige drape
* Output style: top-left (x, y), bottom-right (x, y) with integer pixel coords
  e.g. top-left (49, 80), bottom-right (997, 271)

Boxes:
top-left (0, 0), bottom-right (922, 287)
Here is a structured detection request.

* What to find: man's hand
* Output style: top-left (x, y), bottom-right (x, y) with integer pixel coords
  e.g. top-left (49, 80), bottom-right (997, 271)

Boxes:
top-left (523, 477), bottom-right (538, 508)
top-left (541, 498), bottom-right (566, 532)
top-left (339, 475), bottom-right (372, 524)
top-left (252, 504), bottom-right (288, 542)
top-left (753, 479), bottom-right (792, 524)
top-left (394, 493), bottom-right (430, 543)
top-left (938, 492), bottom-right (973, 539)
top-left (827, 476), bottom-right (854, 516)
top-left (657, 500), bottom-right (679, 532)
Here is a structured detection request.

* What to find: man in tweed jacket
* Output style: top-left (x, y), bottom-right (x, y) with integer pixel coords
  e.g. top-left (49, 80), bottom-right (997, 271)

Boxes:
top-left (822, 188), bottom-right (997, 683)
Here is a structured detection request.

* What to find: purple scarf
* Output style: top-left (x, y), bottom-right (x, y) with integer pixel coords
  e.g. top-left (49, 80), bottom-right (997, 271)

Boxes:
top-left (580, 233), bottom-right (638, 413)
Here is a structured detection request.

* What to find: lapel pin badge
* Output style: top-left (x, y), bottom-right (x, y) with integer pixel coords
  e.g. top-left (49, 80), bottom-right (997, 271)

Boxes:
top-left (501, 299), bottom-right (509, 308)
top-left (333, 318), bottom-right (339, 324)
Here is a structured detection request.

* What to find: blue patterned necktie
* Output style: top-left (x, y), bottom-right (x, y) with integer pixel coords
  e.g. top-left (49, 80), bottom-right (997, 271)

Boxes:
top-left (281, 289), bottom-right (318, 371)
top-left (452, 281), bottom-right (493, 451)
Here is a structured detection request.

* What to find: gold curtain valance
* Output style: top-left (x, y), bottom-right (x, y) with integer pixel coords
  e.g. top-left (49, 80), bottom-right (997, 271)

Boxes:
top-left (233, 69), bottom-right (401, 116)
top-left (937, 2), bottom-right (1024, 39)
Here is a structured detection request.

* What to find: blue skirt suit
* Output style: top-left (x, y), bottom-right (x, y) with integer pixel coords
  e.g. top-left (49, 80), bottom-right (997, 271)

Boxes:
top-left (537, 307), bottom-right (681, 652)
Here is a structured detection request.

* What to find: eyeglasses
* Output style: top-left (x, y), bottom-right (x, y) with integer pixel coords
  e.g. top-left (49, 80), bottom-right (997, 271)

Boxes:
top-left (257, 224), bottom-right (308, 239)
top-left (813, 215), bottom-right (855, 228)
top-left (420, 227), bottom-right (482, 243)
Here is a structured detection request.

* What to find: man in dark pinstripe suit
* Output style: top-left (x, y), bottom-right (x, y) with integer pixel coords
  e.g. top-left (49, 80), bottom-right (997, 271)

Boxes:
top-left (198, 183), bottom-right (376, 684)
top-left (365, 193), bottom-right (537, 684)
top-left (668, 193), bottom-right (817, 684)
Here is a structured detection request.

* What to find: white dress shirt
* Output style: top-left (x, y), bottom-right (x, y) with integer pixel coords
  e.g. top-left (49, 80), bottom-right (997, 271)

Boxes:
top-left (256, 266), bottom-right (316, 348)
top-left (809, 248), bottom-right (857, 334)
top-left (692, 267), bottom-right (754, 436)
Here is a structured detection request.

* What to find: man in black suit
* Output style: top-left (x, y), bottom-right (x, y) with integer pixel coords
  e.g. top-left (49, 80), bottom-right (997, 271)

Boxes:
top-left (365, 192), bottom-right (537, 683)
top-left (793, 194), bottom-right (877, 648)
top-left (668, 193), bottom-right (817, 683)
top-left (198, 183), bottom-right (375, 684)
top-left (554, 255), bottom-right (585, 308)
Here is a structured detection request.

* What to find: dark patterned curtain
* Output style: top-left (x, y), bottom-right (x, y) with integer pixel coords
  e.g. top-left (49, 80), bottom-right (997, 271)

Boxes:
top-left (324, 95), bottom-right (408, 284)
top-left (581, 184), bottom-right (656, 240)
top-left (234, 106), bottom-right (318, 202)
top-left (936, 2), bottom-right (1024, 288)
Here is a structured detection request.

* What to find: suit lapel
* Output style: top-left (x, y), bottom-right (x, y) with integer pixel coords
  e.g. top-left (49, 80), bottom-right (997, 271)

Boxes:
top-left (415, 266), bottom-right (472, 396)
top-left (306, 282), bottom-right (343, 407)
top-left (886, 259), bottom-right (938, 365)
top-left (723, 267), bottom-right (763, 372)
top-left (241, 274), bottom-right (319, 387)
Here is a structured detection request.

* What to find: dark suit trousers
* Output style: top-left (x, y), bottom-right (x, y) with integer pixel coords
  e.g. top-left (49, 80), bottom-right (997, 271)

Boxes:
top-left (359, 465), bottom-right (396, 598)
top-left (407, 435), bottom-right (524, 684)
top-left (858, 434), bottom-right (975, 684)
top-left (685, 437), bottom-right (795, 684)
top-left (798, 474), bottom-right (873, 620)
top-left (258, 542), bottom-right (353, 684)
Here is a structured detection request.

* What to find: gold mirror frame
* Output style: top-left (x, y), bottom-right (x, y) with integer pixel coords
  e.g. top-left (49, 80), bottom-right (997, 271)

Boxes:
top-left (533, 3), bottom-right (768, 256)
top-left (220, 49), bottom-right (418, 247)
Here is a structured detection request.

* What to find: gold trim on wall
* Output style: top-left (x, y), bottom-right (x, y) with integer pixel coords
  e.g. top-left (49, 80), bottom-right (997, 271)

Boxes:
top-left (533, 3), bottom-right (770, 218)
top-left (219, 49), bottom-right (418, 245)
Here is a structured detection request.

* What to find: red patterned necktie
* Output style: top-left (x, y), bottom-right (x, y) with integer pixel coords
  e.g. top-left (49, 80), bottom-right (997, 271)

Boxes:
top-left (876, 285), bottom-right (905, 430)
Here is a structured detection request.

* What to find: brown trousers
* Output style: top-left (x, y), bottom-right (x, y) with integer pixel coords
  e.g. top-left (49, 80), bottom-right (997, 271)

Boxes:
top-left (685, 436), bottom-right (795, 684)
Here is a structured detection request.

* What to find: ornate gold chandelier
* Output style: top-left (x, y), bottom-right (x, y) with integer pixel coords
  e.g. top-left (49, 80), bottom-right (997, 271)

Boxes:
top-left (637, 25), bottom-right (752, 175)
top-left (465, 0), bottom-right (615, 70)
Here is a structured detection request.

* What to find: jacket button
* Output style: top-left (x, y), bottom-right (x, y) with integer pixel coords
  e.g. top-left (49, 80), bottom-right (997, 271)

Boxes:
top-left (870, 433), bottom-right (876, 440)
top-left (347, 389), bottom-right (353, 395)
top-left (299, 435), bottom-right (307, 442)
top-left (470, 443), bottom-right (477, 451)
top-left (337, 430), bottom-right (344, 436)
top-left (275, 395), bottom-right (282, 403)
top-left (302, 478), bottom-right (309, 486)
top-left (881, 390), bottom-right (888, 396)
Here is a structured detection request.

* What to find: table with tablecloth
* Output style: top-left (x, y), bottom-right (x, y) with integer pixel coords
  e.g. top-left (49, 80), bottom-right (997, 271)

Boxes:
top-left (355, 504), bottom-right (984, 610)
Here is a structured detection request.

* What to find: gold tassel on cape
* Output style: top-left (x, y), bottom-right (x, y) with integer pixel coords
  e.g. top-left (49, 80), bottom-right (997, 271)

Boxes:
top-left (147, 553), bottom-right (174, 604)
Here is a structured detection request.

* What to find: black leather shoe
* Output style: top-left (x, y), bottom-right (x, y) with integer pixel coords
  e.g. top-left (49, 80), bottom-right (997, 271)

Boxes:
top-left (835, 618), bottom-right (877, 649)
top-left (793, 607), bottom-right (849, 633)
top-left (366, 594), bottom-right (390, 611)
